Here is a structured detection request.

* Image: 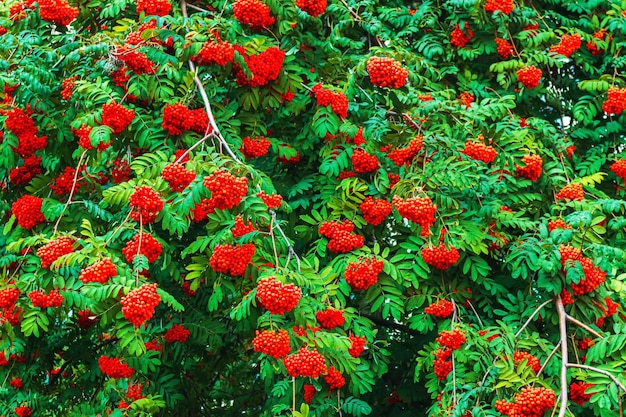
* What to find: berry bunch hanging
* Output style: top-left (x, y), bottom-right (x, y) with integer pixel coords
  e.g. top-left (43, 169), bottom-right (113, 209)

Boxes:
top-left (610, 159), bottom-right (626, 184)
top-left (517, 66), bottom-right (542, 90)
top-left (136, 0), bottom-right (171, 16)
top-left (257, 191), bottom-right (282, 209)
top-left (162, 103), bottom-right (209, 135)
top-left (433, 348), bottom-right (453, 380)
top-left (120, 283), bottom-right (161, 326)
top-left (79, 258), bottom-right (117, 284)
top-left (570, 381), bottom-right (594, 406)
top-left (344, 257), bottom-right (383, 291)
top-left (495, 386), bottom-right (556, 417)
top-left (556, 183), bottom-right (584, 201)
top-left (14, 406), bottom-right (32, 417)
top-left (98, 356), bottom-right (135, 379)
top-left (60, 76), bottom-right (77, 100)
top-left (115, 46), bottom-right (156, 74)
top-left (359, 196), bottom-right (392, 226)
top-left (111, 159), bottom-right (131, 183)
top-left (233, 46), bottom-right (285, 87)
top-left (559, 245), bottom-right (606, 296)
top-left (515, 154), bottom-right (542, 181)
top-left (209, 243), bottom-right (255, 276)
top-left (483, 0), bottom-right (514, 15)
top-left (316, 308), bottom-right (345, 330)
top-left (549, 33), bottom-right (581, 57)
top-left (161, 163), bottom-right (196, 192)
top-left (100, 102), bottom-right (135, 134)
top-left (252, 329), bottom-right (291, 358)
top-left (450, 23), bottom-right (473, 48)
top-left (422, 243), bottom-right (460, 270)
top-left (392, 195), bottom-right (437, 237)
top-left (303, 385), bottom-right (316, 404)
top-left (203, 170), bottom-right (249, 210)
top-left (38, 0), bottom-right (78, 26)
top-left (495, 38), bottom-right (514, 59)
top-left (296, 0), bottom-right (327, 17)
top-left (587, 29), bottom-right (610, 56)
top-left (436, 329), bottom-right (466, 350)
top-left (352, 148), bottom-right (379, 173)
top-left (324, 366), bottom-right (345, 390)
top-left (37, 236), bottom-right (74, 269)
top-left (29, 290), bottom-right (64, 308)
top-left (241, 136), bottom-right (271, 158)
top-left (318, 220), bottom-right (364, 253)
top-left (387, 136), bottom-right (424, 166)
top-left (11, 195), bottom-right (46, 229)
top-left (256, 276), bottom-right (301, 315)
top-left (163, 323), bottom-right (190, 343)
top-left (129, 186), bottom-right (164, 223)
top-left (232, 216), bottom-right (255, 237)
top-left (602, 87), bottom-right (626, 115)
top-left (366, 57), bottom-right (408, 89)
top-left (461, 139), bottom-right (498, 163)
top-left (9, 155), bottom-right (43, 186)
top-left (76, 309), bottom-right (97, 329)
top-left (232, 0), bottom-right (275, 30)
top-left (424, 299), bottom-right (454, 318)
top-left (548, 219), bottom-right (570, 232)
top-left (122, 233), bottom-right (163, 264)
top-left (50, 167), bottom-right (84, 196)
top-left (513, 351), bottom-right (540, 373)
top-left (194, 41), bottom-right (235, 66)
top-left (284, 348), bottom-right (327, 378)
top-left (0, 288), bottom-right (20, 310)
top-left (348, 334), bottom-right (366, 357)
top-left (311, 83), bottom-right (349, 118)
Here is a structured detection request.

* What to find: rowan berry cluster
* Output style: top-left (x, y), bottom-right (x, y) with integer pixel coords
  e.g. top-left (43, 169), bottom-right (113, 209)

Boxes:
top-left (232, 0), bottom-right (274, 30)
top-left (210, 243), bottom-right (255, 276)
top-left (120, 283), bottom-right (161, 326)
top-left (126, 382), bottom-right (144, 401)
top-left (296, 0), bottom-right (327, 17)
top-left (433, 348), bottom-right (453, 380)
top-left (9, 155), bottom-right (42, 186)
top-left (162, 103), bottom-right (209, 135)
top-left (241, 136), bottom-right (271, 158)
top-left (75, 124), bottom-right (108, 151)
top-left (450, 23), bottom-right (473, 48)
top-left (98, 356), bottom-right (135, 379)
top-left (318, 220), bottom-right (364, 253)
top-left (162, 163), bottom-right (196, 192)
top-left (29, 290), bottom-right (64, 308)
top-left (14, 406), bottom-right (32, 417)
top-left (424, 299), bottom-right (454, 318)
top-left (0, 288), bottom-right (20, 310)
top-left (548, 219), bottom-right (570, 232)
top-left (115, 46), bottom-right (155, 74)
top-left (596, 297), bottom-right (619, 327)
top-left (324, 366), bottom-right (345, 390)
top-left (344, 257), bottom-right (383, 291)
top-left (284, 348), bottom-right (327, 378)
top-left (515, 154), bottom-right (543, 181)
top-left (111, 158), bottom-right (131, 183)
top-left (60, 76), bottom-right (77, 100)
top-left (76, 309), bottom-right (97, 329)
top-left (303, 384), bottom-right (316, 404)
top-left (38, 0), bottom-right (78, 26)
top-left (348, 334), bottom-right (366, 357)
top-left (495, 38), bottom-right (514, 59)
top-left (366, 57), bottom-right (408, 89)
top-left (359, 197), bottom-right (392, 226)
top-left (610, 159), bottom-right (626, 184)
top-left (292, 324), bottom-right (321, 338)
top-left (50, 166), bottom-right (83, 196)
top-left (316, 308), bottom-right (345, 329)
top-left (10, 377), bottom-right (23, 389)
top-left (122, 233), bottom-right (163, 264)
top-left (461, 139), bottom-right (498, 163)
top-left (79, 258), bottom-right (117, 284)
top-left (252, 329), bottom-right (291, 358)
top-left (136, 0), bottom-right (171, 16)
top-left (517, 66), bottom-right (542, 90)
top-left (556, 183), bottom-right (584, 201)
top-left (234, 46), bottom-right (285, 87)
top-left (232, 216), bottom-right (255, 237)
top-left (513, 351), bottom-right (540, 373)
top-left (436, 329), bottom-right (466, 350)
top-left (387, 136), bottom-right (424, 166)
top-left (4, 107), bottom-right (47, 185)
top-left (587, 29), bottom-right (610, 56)
top-left (459, 92), bottom-right (474, 109)
top-left (559, 245), bottom-right (606, 296)
top-left (164, 323), bottom-right (190, 343)
top-left (37, 236), bottom-right (74, 269)
top-left (257, 191), bottom-right (282, 209)
top-left (101, 102), bottom-right (135, 134)
top-left (392, 195), bottom-right (437, 237)
top-left (550, 33), bottom-right (581, 57)
top-left (203, 170), bottom-right (249, 210)
top-left (422, 243), bottom-right (460, 270)
top-left (256, 276), bottom-right (301, 315)
top-left (495, 386), bottom-right (555, 417)
top-left (602, 87), bottom-right (626, 115)
top-left (129, 186), bottom-right (164, 223)
top-left (194, 40), bottom-right (235, 66)
top-left (110, 67), bottom-right (130, 87)
top-left (570, 381), bottom-right (593, 406)
top-left (11, 195), bottom-right (46, 229)
top-left (484, 0), bottom-right (514, 14)
top-left (352, 148), bottom-right (379, 173)
top-left (311, 83), bottom-right (349, 118)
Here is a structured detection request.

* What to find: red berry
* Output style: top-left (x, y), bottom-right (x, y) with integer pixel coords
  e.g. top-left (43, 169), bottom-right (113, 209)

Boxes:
top-left (517, 66), bottom-right (542, 90)
top-left (344, 257), bottom-right (383, 291)
top-left (515, 154), bottom-right (542, 181)
top-left (284, 348), bottom-right (326, 378)
top-left (348, 334), bottom-right (366, 357)
top-left (11, 195), bottom-right (46, 229)
top-left (256, 276), bottom-right (301, 315)
top-left (359, 197), bottom-right (392, 226)
top-left (120, 283), bottom-right (161, 326)
top-left (98, 355), bottom-right (135, 379)
top-left (100, 102), bottom-right (135, 134)
top-left (316, 308), bottom-right (345, 330)
top-left (421, 243), bottom-right (460, 270)
top-left (136, 0), bottom-right (171, 16)
top-left (210, 243), bottom-right (255, 276)
top-left (324, 366), bottom-right (345, 390)
top-left (296, 0), bottom-right (326, 17)
top-left (37, 236), bottom-right (74, 269)
top-left (484, 0), bottom-right (514, 15)
top-left (232, 0), bottom-right (275, 30)
top-left (424, 299), bottom-right (454, 318)
top-left (252, 329), bottom-right (291, 358)
top-left (122, 233), bottom-right (163, 265)
top-left (79, 258), bottom-right (117, 284)
top-left (392, 195), bottom-right (437, 237)
top-left (450, 23), bottom-right (473, 48)
top-left (555, 183), bottom-right (584, 201)
top-left (162, 163), bottom-right (196, 192)
top-left (366, 57), bottom-right (408, 89)
top-left (163, 323), bottom-right (190, 343)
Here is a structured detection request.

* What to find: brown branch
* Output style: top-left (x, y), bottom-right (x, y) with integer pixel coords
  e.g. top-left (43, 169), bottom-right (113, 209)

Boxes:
top-left (556, 295), bottom-right (569, 417)
top-left (537, 341), bottom-right (561, 378)
top-left (515, 298), bottom-right (553, 338)
top-left (53, 150), bottom-right (88, 233)
top-left (565, 314), bottom-right (604, 339)
top-left (567, 363), bottom-right (626, 393)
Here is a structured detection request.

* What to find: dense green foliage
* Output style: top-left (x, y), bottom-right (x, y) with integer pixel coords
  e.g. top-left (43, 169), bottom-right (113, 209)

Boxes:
top-left (1, 0), bottom-right (626, 416)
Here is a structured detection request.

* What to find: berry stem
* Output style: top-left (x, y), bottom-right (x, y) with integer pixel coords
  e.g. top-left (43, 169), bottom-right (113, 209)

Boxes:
top-left (556, 294), bottom-right (569, 417)
top-left (514, 298), bottom-right (552, 338)
top-left (269, 212), bottom-right (280, 269)
top-left (536, 340), bottom-right (560, 378)
top-left (53, 150), bottom-right (88, 234)
top-left (103, 211), bottom-right (132, 249)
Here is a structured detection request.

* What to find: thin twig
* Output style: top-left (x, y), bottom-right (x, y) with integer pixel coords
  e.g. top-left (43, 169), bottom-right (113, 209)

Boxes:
top-left (174, 132), bottom-right (215, 164)
top-left (537, 341), bottom-right (561, 378)
top-left (567, 364), bottom-right (626, 393)
top-left (565, 314), bottom-right (604, 339)
top-left (271, 210), bottom-right (301, 271)
top-left (515, 298), bottom-right (553, 338)
top-left (556, 295), bottom-right (569, 417)
top-left (466, 300), bottom-right (484, 327)
top-left (269, 212), bottom-right (280, 268)
top-left (53, 150), bottom-right (88, 233)
top-left (103, 211), bottom-right (132, 248)
top-left (292, 376), bottom-right (296, 412)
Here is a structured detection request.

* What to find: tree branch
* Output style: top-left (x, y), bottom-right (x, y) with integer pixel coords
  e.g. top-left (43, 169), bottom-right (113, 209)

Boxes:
top-left (565, 314), bottom-right (604, 339)
top-left (556, 295), bottom-right (569, 417)
top-left (515, 298), bottom-right (553, 338)
top-left (567, 363), bottom-right (626, 393)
